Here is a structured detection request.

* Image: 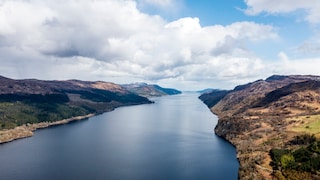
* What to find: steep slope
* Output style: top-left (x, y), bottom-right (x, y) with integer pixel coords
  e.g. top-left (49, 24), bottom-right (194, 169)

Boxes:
top-left (122, 83), bottom-right (181, 97)
top-left (199, 75), bottom-right (320, 179)
top-left (198, 89), bottom-right (230, 108)
top-left (0, 76), bottom-right (152, 143)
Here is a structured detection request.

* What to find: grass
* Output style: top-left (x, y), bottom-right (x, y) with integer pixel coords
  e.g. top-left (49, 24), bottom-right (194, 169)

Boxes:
top-left (288, 114), bottom-right (320, 137)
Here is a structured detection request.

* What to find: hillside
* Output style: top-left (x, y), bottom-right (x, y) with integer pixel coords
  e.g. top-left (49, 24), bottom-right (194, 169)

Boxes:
top-left (199, 75), bottom-right (320, 179)
top-left (0, 76), bottom-right (152, 143)
top-left (122, 83), bottom-right (181, 97)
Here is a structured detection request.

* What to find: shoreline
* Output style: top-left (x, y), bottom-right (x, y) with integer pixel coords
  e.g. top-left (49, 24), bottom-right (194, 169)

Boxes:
top-left (0, 102), bottom-right (151, 145)
top-left (213, 120), bottom-right (241, 178)
top-left (213, 115), bottom-right (275, 179)
top-left (0, 113), bottom-right (95, 144)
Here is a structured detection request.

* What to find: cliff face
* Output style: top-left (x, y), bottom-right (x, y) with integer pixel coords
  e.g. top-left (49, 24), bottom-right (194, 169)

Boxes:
top-left (0, 76), bottom-right (152, 132)
top-left (199, 75), bottom-right (320, 179)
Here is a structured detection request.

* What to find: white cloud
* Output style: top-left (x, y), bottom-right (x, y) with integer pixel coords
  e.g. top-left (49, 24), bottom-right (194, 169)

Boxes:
top-left (0, 0), bottom-right (283, 90)
top-left (244, 0), bottom-right (320, 24)
top-left (271, 56), bottom-right (320, 77)
top-left (138, 0), bottom-right (175, 8)
top-left (278, 51), bottom-right (289, 62)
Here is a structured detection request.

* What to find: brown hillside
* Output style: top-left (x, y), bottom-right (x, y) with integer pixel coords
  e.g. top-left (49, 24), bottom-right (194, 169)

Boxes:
top-left (0, 76), bottom-right (152, 143)
top-left (200, 75), bottom-right (320, 179)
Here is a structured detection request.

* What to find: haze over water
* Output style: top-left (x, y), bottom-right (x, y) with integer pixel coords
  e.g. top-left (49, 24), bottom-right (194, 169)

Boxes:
top-left (0, 93), bottom-right (238, 179)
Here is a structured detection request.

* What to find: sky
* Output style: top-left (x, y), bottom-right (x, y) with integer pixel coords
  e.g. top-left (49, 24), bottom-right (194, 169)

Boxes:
top-left (1, 0), bottom-right (320, 90)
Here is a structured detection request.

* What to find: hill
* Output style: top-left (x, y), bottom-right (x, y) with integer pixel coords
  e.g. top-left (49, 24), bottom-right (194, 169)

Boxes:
top-left (199, 75), bottom-right (320, 179)
top-left (0, 76), bottom-right (152, 143)
top-left (196, 88), bottom-right (216, 94)
top-left (122, 83), bottom-right (181, 97)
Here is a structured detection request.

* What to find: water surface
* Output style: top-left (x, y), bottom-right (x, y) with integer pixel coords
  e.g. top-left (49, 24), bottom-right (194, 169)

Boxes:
top-left (0, 93), bottom-right (238, 179)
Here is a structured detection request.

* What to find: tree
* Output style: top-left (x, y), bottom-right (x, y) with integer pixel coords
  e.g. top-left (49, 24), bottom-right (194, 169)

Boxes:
top-left (281, 154), bottom-right (295, 169)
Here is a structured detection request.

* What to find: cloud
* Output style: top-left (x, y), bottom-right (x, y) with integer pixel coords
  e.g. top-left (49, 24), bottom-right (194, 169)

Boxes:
top-left (136, 0), bottom-right (183, 12)
top-left (244, 0), bottom-right (320, 24)
top-left (271, 55), bottom-right (320, 77)
top-left (295, 31), bottom-right (320, 56)
top-left (137, 0), bottom-right (175, 8)
top-left (0, 0), bottom-right (281, 90)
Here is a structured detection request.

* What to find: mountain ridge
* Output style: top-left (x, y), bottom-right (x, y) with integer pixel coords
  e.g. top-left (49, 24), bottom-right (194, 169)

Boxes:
top-left (122, 83), bottom-right (181, 97)
top-left (199, 75), bottom-right (320, 179)
top-left (0, 76), bottom-right (152, 143)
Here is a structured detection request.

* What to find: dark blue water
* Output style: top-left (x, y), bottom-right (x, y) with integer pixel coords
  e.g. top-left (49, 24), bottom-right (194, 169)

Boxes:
top-left (0, 93), bottom-right (238, 180)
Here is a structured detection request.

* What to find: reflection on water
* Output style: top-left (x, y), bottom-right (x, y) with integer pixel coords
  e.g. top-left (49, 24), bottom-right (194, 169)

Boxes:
top-left (0, 93), bottom-right (238, 180)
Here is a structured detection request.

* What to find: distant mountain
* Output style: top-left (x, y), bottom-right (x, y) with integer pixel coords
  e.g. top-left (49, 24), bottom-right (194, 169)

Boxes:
top-left (122, 83), bottom-right (181, 97)
top-left (196, 88), bottom-right (216, 94)
top-left (0, 76), bottom-right (152, 143)
top-left (199, 75), bottom-right (320, 179)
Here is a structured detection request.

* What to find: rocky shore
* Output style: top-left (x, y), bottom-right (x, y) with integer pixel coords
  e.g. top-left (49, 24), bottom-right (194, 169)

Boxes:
top-left (0, 114), bottom-right (95, 144)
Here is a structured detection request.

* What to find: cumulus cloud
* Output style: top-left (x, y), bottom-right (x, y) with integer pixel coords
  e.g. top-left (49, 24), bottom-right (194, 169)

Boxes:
top-left (136, 0), bottom-right (183, 11)
top-left (137, 0), bottom-right (175, 8)
top-left (0, 0), bottom-right (282, 90)
top-left (244, 0), bottom-right (320, 24)
top-left (271, 56), bottom-right (320, 77)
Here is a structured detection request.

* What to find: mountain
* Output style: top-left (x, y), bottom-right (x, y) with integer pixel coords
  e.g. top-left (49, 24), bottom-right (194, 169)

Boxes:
top-left (0, 76), bottom-right (152, 143)
top-left (122, 83), bottom-right (181, 97)
top-left (199, 75), bottom-right (320, 179)
top-left (198, 89), bottom-right (229, 108)
top-left (196, 88), bottom-right (216, 94)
